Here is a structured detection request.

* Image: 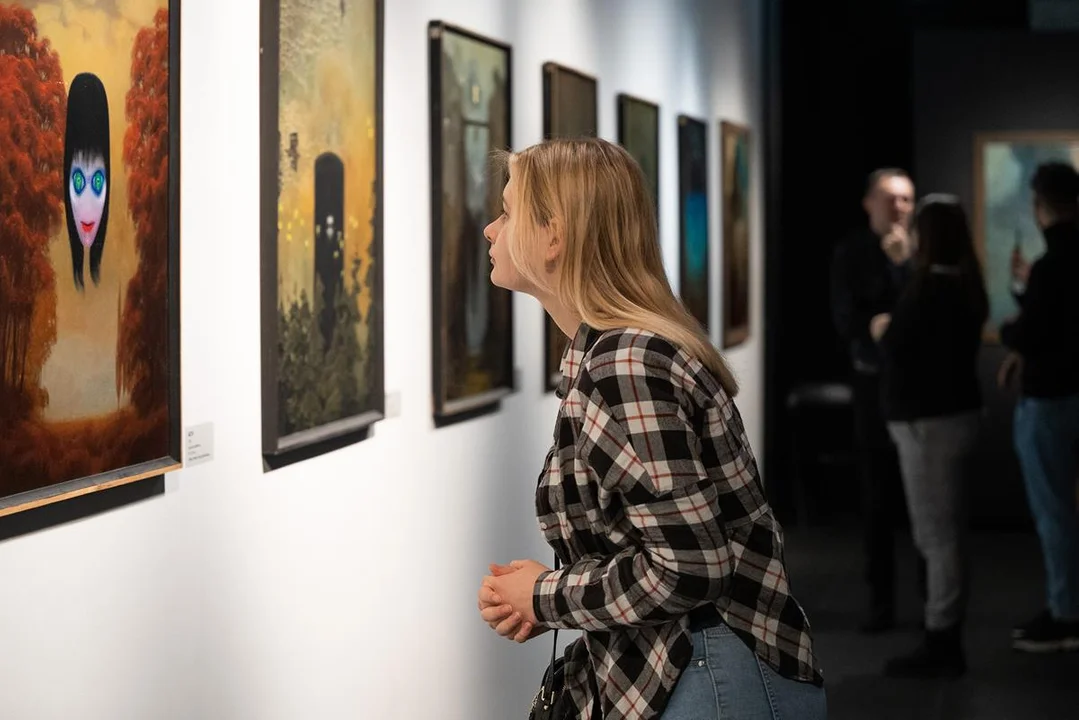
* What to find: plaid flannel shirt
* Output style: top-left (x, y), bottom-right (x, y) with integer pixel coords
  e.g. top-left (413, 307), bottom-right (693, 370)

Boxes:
top-left (532, 325), bottom-right (823, 720)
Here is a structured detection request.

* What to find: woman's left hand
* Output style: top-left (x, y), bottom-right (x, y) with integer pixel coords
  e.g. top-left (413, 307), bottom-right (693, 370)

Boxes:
top-left (482, 559), bottom-right (550, 628)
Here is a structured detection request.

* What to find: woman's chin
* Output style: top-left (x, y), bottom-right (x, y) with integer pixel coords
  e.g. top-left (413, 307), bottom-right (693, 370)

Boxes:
top-left (489, 267), bottom-right (510, 290)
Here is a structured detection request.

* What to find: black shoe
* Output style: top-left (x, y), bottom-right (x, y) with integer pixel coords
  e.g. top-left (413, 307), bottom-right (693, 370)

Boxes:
top-left (859, 606), bottom-right (896, 634)
top-left (1012, 609), bottom-right (1079, 653)
top-left (883, 625), bottom-right (966, 679)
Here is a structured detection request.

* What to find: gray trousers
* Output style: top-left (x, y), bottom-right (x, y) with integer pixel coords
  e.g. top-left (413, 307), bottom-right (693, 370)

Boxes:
top-left (887, 411), bottom-right (980, 630)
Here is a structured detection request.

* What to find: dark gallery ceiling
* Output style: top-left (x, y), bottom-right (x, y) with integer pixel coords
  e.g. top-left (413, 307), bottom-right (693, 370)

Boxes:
top-left (906, 0), bottom-right (1079, 29)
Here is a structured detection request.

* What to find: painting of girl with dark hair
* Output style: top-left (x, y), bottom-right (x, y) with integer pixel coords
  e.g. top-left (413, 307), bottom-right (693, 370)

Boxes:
top-left (0, 1), bottom-right (181, 515)
top-left (64, 72), bottom-right (112, 291)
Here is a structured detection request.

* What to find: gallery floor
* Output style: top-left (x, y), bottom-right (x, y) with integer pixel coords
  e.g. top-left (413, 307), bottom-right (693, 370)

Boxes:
top-left (783, 524), bottom-right (1079, 719)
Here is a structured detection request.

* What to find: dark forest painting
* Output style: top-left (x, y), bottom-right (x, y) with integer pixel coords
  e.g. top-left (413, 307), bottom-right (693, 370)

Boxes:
top-left (429, 21), bottom-right (514, 424)
top-left (721, 120), bottom-right (750, 348)
top-left (678, 115), bottom-right (709, 331)
top-left (260, 0), bottom-right (384, 461)
top-left (617, 94), bottom-right (660, 219)
top-left (542, 62), bottom-right (597, 392)
top-left (0, 0), bottom-right (181, 515)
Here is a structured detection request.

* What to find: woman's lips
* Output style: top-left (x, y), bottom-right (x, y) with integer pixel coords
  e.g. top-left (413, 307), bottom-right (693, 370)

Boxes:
top-left (80, 221), bottom-right (96, 233)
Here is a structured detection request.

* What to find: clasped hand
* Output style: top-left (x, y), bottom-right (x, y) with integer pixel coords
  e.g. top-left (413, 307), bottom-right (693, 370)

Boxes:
top-left (477, 559), bottom-right (550, 643)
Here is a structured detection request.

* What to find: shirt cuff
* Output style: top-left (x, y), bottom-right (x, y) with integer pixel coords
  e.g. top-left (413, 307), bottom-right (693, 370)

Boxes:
top-left (533, 568), bottom-right (565, 626)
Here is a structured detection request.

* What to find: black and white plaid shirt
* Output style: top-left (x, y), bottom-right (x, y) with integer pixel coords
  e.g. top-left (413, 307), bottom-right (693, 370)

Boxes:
top-left (532, 324), bottom-right (823, 720)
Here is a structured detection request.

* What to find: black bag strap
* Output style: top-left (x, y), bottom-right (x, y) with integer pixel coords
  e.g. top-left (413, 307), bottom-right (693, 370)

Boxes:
top-left (542, 554), bottom-right (561, 696)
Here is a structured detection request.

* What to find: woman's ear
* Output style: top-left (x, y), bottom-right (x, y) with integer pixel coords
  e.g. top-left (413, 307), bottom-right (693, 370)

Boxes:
top-left (543, 217), bottom-right (564, 264)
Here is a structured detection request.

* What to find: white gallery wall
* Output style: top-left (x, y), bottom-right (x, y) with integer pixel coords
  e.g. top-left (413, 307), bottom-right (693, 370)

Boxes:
top-left (0, 0), bottom-right (765, 718)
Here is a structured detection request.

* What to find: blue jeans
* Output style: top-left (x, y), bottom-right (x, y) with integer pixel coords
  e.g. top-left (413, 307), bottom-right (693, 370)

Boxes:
top-left (661, 624), bottom-right (827, 719)
top-left (1014, 393), bottom-right (1079, 620)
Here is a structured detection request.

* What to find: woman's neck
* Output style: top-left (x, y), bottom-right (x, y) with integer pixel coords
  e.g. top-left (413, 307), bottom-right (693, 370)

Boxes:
top-left (537, 290), bottom-right (582, 341)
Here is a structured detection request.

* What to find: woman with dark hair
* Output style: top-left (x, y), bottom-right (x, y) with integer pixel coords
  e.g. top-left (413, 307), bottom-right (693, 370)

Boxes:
top-left (870, 194), bottom-right (988, 679)
top-left (64, 72), bottom-right (111, 291)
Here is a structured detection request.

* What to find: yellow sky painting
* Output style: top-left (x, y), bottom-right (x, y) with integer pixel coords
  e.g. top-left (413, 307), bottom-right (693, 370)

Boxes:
top-left (276, 0), bottom-right (377, 328)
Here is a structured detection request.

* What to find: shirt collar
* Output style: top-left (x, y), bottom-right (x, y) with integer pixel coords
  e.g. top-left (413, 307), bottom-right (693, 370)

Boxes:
top-left (555, 322), bottom-right (603, 399)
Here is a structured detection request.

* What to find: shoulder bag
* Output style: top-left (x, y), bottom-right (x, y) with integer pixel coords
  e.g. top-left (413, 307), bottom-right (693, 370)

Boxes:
top-left (528, 555), bottom-right (571, 720)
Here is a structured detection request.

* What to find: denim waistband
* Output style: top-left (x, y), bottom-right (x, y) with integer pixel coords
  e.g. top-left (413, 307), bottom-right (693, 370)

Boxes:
top-left (688, 604), bottom-right (724, 633)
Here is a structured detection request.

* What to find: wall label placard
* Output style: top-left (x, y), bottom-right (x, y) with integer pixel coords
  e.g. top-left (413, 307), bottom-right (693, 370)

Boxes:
top-left (185, 423), bottom-right (215, 467)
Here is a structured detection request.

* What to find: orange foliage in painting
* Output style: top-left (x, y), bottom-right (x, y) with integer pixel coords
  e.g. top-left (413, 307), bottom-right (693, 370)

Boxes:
top-left (0, 4), bottom-right (65, 420)
top-left (1, 406), bottom-right (168, 497)
top-left (118, 6), bottom-right (170, 418)
top-left (0, 7), bottom-right (172, 499)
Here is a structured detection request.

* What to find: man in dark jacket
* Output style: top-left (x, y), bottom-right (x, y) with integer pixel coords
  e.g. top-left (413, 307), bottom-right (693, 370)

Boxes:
top-left (1002, 162), bottom-right (1079, 653)
top-left (830, 168), bottom-right (915, 632)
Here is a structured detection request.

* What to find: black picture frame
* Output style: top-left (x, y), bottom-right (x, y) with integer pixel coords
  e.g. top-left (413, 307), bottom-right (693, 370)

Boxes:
top-left (259, 0), bottom-right (386, 466)
top-left (541, 61), bottom-right (598, 392)
top-left (677, 114), bottom-right (710, 331)
top-left (617, 93), bottom-right (660, 222)
top-left (720, 120), bottom-right (751, 349)
top-left (0, 0), bottom-right (183, 517)
top-left (428, 20), bottom-right (515, 427)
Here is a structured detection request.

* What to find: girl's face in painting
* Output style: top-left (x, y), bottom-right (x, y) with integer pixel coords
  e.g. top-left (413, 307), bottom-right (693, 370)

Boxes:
top-left (69, 150), bottom-right (107, 249)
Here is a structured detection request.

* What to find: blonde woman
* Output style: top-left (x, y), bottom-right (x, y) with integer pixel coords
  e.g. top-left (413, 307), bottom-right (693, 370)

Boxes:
top-left (474, 137), bottom-right (826, 720)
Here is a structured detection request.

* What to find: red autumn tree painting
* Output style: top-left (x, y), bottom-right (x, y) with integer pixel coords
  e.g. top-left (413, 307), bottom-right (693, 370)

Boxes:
top-left (0, 5), bottom-right (65, 422)
top-left (119, 7), bottom-right (170, 423)
top-left (0, 2), bottom-right (175, 505)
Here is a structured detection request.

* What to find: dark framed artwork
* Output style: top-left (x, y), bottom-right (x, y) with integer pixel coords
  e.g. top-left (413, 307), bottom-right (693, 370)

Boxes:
top-left (617, 93), bottom-right (660, 218)
top-left (542, 62), bottom-right (597, 392)
top-left (0, 0), bottom-right (182, 515)
top-left (972, 131), bottom-right (1079, 341)
top-left (260, 0), bottom-right (385, 463)
top-left (429, 21), bottom-right (514, 425)
top-left (678, 114), bottom-right (710, 331)
top-left (720, 120), bottom-right (751, 349)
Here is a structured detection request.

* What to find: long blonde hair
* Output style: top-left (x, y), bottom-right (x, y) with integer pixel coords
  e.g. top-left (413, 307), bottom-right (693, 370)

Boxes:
top-left (496, 137), bottom-right (739, 396)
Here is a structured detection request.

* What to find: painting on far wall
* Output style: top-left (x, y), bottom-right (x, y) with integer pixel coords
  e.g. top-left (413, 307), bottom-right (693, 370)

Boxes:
top-left (721, 120), bottom-right (751, 349)
top-left (0, 0), bottom-right (182, 515)
top-left (973, 131), bottom-right (1079, 340)
top-left (617, 93), bottom-right (660, 216)
top-left (259, 0), bottom-right (385, 462)
top-left (542, 62), bottom-right (597, 392)
top-left (678, 114), bottom-right (710, 331)
top-left (429, 21), bottom-right (514, 425)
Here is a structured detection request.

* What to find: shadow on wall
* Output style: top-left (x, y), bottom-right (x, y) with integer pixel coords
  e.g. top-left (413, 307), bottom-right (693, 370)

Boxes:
top-left (970, 344), bottom-right (1030, 532)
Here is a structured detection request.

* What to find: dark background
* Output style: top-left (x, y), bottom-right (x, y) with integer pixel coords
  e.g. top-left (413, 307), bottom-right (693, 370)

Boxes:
top-left (763, 0), bottom-right (1079, 529)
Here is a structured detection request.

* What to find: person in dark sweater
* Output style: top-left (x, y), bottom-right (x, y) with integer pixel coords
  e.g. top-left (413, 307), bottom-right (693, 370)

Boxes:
top-left (872, 194), bottom-right (988, 679)
top-left (1000, 162), bottom-right (1079, 654)
top-left (830, 168), bottom-right (916, 633)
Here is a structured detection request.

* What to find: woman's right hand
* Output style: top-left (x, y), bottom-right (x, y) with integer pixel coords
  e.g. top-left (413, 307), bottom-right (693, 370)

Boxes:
top-left (478, 564), bottom-right (549, 643)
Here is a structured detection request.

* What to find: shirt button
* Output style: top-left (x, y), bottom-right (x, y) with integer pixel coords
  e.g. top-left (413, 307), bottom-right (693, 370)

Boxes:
top-left (540, 522), bottom-right (548, 530)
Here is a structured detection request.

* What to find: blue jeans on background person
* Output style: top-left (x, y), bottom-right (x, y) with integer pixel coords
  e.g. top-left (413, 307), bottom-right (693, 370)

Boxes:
top-left (661, 623), bottom-right (827, 719)
top-left (1014, 393), bottom-right (1079, 621)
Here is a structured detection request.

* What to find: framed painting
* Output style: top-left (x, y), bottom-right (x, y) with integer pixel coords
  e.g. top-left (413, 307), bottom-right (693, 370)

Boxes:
top-left (0, 0), bottom-right (182, 516)
top-left (617, 93), bottom-right (660, 218)
top-left (259, 0), bottom-right (385, 461)
top-left (720, 120), bottom-right (751, 349)
top-left (678, 114), bottom-right (709, 331)
top-left (973, 131), bottom-right (1079, 341)
top-left (542, 62), bottom-right (597, 392)
top-left (429, 21), bottom-right (514, 425)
